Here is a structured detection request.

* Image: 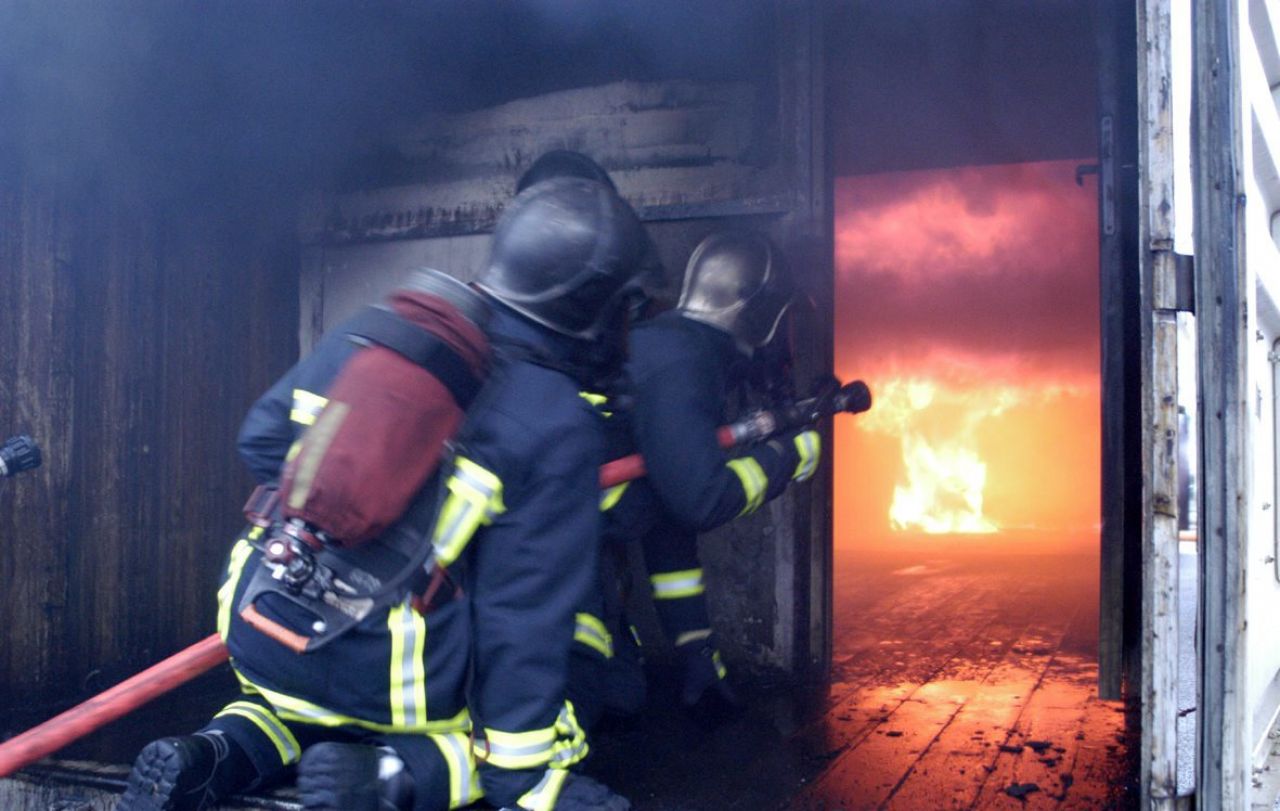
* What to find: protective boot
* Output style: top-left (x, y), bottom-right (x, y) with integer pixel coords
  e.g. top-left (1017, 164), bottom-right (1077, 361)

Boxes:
top-left (679, 643), bottom-right (743, 728)
top-left (499, 772), bottom-right (631, 811)
top-left (554, 773), bottom-right (632, 811)
top-left (116, 731), bottom-right (253, 811)
top-left (296, 742), bottom-right (413, 811)
top-left (601, 624), bottom-right (647, 719)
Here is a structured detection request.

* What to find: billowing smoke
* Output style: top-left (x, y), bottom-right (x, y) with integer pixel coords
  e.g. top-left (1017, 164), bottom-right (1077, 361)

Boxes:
top-left (836, 161), bottom-right (1099, 387)
top-left (0, 0), bottom-right (771, 214)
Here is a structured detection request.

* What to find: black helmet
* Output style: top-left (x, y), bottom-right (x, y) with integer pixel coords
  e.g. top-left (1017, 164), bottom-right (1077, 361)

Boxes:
top-left (677, 230), bottom-right (795, 351)
top-left (478, 176), bottom-right (651, 340)
top-left (516, 150), bottom-right (666, 308)
top-left (516, 149), bottom-right (619, 194)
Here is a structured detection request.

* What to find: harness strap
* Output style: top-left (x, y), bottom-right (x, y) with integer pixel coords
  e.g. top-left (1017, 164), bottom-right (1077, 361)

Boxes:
top-left (343, 307), bottom-right (483, 408)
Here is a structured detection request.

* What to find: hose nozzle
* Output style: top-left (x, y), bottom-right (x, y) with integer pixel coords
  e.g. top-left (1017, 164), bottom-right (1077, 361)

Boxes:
top-left (0, 436), bottom-right (42, 478)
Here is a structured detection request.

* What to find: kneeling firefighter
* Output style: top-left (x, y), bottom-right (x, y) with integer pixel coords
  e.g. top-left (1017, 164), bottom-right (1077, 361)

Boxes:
top-left (596, 230), bottom-right (821, 725)
top-left (116, 176), bottom-right (652, 811)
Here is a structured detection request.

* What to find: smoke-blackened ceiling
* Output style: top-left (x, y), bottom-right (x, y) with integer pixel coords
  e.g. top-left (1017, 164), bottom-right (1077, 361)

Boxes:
top-left (828, 0), bottom-right (1098, 175)
top-left (0, 0), bottom-right (773, 210)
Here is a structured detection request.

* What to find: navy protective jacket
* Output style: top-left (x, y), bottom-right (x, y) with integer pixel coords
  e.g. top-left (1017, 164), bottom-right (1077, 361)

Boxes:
top-left (226, 304), bottom-right (607, 810)
top-left (236, 318), bottom-right (360, 485)
top-left (605, 311), bottom-right (805, 537)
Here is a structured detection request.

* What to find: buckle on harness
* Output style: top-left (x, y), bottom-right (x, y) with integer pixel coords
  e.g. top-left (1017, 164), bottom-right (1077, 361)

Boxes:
top-left (282, 517), bottom-right (329, 551)
top-left (242, 484), bottom-right (281, 528)
top-left (409, 562), bottom-right (461, 615)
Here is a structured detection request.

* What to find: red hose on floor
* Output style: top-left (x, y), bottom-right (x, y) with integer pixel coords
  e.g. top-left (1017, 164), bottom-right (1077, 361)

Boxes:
top-left (0, 634), bottom-right (230, 777)
top-left (0, 392), bottom-right (852, 778)
top-left (0, 447), bottom-right (659, 779)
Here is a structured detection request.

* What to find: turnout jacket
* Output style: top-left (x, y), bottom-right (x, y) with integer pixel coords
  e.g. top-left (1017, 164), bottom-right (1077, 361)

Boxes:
top-left (605, 311), bottom-right (808, 537)
top-left (224, 313), bottom-right (469, 735)
top-left (224, 306), bottom-right (606, 809)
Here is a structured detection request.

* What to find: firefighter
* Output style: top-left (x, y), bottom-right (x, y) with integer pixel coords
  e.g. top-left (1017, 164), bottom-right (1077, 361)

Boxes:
top-left (506, 151), bottom-right (659, 734)
top-left (603, 230), bottom-right (820, 724)
top-left (116, 176), bottom-right (651, 811)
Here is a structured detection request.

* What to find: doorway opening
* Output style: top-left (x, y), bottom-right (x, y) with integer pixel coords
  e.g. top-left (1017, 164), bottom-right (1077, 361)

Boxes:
top-left (804, 160), bottom-right (1127, 807)
top-left (800, 2), bottom-right (1143, 805)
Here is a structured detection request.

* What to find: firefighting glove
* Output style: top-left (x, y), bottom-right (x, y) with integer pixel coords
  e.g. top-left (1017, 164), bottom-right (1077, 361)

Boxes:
top-left (769, 428), bottom-right (821, 483)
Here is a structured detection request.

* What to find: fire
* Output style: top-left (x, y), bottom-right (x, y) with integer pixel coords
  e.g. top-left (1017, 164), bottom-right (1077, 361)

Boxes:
top-left (833, 160), bottom-right (1101, 550)
top-left (860, 378), bottom-right (1019, 534)
top-left (890, 433), bottom-right (994, 533)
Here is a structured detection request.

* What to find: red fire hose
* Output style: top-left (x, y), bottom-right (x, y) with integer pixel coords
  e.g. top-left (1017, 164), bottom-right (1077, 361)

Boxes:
top-left (0, 446), bottom-right (670, 778)
top-left (0, 634), bottom-right (229, 777)
top-left (0, 381), bottom-right (869, 777)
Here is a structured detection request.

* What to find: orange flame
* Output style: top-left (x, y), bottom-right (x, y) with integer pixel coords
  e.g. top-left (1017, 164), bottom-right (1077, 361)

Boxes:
top-left (833, 161), bottom-right (1101, 550)
top-left (861, 378), bottom-right (1020, 534)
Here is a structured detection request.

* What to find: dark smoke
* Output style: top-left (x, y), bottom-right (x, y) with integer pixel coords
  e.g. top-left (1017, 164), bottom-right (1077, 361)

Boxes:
top-left (835, 161), bottom-right (1100, 382)
top-left (0, 0), bottom-right (771, 214)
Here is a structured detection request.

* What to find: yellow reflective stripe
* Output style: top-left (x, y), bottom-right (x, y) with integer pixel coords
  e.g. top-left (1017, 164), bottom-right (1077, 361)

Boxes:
top-left (549, 701), bottom-right (588, 767)
top-left (674, 628), bottom-right (713, 647)
top-left (215, 700), bottom-right (301, 765)
top-left (289, 388), bottom-right (328, 426)
top-left (454, 457), bottom-right (503, 509)
top-left (475, 701), bottom-right (587, 773)
top-left (650, 568), bottom-right (705, 600)
top-left (430, 730), bottom-right (482, 809)
top-left (478, 725), bottom-right (557, 770)
top-left (217, 538), bottom-right (255, 641)
top-left (236, 674), bottom-right (470, 734)
top-left (389, 600), bottom-right (428, 729)
top-left (727, 457), bottom-right (767, 515)
top-left (432, 457), bottom-right (504, 567)
top-left (600, 482), bottom-right (629, 511)
top-left (574, 612), bottom-right (613, 659)
top-left (578, 390), bottom-right (612, 417)
top-left (430, 492), bottom-right (478, 567)
top-left (285, 440), bottom-right (302, 464)
top-left (793, 430), bottom-right (820, 482)
top-left (712, 649), bottom-right (727, 680)
top-left (515, 769), bottom-right (570, 811)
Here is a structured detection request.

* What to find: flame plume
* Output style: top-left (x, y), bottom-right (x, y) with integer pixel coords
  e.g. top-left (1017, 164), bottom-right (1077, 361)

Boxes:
top-left (834, 160), bottom-right (1100, 549)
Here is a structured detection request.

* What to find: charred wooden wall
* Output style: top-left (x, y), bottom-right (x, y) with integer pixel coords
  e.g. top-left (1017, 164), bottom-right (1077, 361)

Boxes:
top-left (0, 167), bottom-right (298, 722)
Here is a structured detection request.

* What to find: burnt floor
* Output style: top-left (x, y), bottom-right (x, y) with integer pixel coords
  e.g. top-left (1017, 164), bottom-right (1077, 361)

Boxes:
top-left (5, 543), bottom-right (1136, 810)
top-left (588, 542), bottom-right (1136, 810)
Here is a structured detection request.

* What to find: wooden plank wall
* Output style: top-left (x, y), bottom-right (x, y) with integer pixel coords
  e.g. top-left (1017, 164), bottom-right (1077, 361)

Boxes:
top-left (0, 166), bottom-right (298, 722)
top-left (1194, 0), bottom-right (1251, 804)
top-left (298, 61), bottom-right (831, 679)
